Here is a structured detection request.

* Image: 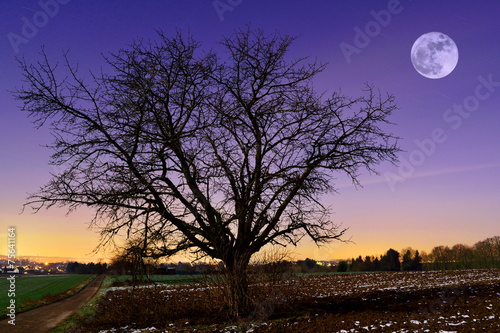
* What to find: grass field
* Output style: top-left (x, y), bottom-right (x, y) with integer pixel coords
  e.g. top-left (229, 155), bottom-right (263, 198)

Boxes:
top-left (108, 274), bottom-right (204, 286)
top-left (0, 274), bottom-right (95, 318)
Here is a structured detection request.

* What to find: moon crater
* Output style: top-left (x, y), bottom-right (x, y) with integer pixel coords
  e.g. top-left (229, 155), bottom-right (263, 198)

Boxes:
top-left (411, 32), bottom-right (458, 79)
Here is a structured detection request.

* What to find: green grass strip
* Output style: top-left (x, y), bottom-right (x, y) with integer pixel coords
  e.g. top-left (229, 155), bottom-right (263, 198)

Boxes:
top-left (0, 274), bottom-right (95, 318)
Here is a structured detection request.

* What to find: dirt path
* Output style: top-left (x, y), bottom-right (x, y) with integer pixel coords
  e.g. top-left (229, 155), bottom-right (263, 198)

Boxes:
top-left (0, 275), bottom-right (105, 333)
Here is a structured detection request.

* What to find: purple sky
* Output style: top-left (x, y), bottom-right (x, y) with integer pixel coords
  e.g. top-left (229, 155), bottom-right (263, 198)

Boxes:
top-left (1, 0), bottom-right (499, 261)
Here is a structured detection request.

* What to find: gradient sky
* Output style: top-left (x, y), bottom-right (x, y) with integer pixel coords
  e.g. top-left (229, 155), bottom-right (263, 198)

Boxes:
top-left (1, 0), bottom-right (499, 262)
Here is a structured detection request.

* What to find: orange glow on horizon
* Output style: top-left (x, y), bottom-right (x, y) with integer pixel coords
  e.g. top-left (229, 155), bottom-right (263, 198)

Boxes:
top-left (1, 201), bottom-right (496, 264)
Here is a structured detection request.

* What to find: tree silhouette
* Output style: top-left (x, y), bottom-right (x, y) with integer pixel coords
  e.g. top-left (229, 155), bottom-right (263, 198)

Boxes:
top-left (402, 249), bottom-right (412, 271)
top-left (410, 250), bottom-right (423, 271)
top-left (381, 248), bottom-right (401, 271)
top-left (351, 255), bottom-right (365, 271)
top-left (373, 257), bottom-right (381, 271)
top-left (300, 258), bottom-right (319, 273)
top-left (337, 260), bottom-right (348, 272)
top-left (15, 28), bottom-right (400, 315)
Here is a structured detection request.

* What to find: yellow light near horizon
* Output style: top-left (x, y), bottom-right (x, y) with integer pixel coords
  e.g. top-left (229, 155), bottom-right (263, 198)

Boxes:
top-left (11, 225), bottom-right (102, 260)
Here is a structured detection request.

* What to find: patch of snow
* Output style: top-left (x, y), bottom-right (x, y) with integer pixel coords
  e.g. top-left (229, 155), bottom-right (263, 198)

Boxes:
top-left (447, 321), bottom-right (467, 326)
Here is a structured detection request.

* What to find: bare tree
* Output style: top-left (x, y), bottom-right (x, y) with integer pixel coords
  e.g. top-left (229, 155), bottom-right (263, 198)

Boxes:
top-left (15, 27), bottom-right (400, 315)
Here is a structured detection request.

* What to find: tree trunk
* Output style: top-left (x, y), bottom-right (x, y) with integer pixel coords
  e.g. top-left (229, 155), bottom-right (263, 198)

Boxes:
top-left (224, 255), bottom-right (251, 317)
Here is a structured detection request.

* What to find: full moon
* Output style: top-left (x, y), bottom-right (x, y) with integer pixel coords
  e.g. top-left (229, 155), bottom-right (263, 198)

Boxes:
top-left (411, 32), bottom-right (458, 79)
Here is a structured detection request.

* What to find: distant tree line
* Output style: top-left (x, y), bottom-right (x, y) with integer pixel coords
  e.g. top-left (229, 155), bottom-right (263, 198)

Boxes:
top-left (425, 236), bottom-right (500, 270)
top-left (336, 235), bottom-right (500, 273)
top-left (104, 235), bottom-right (499, 276)
top-left (108, 259), bottom-right (219, 276)
top-left (66, 262), bottom-right (107, 274)
top-left (336, 248), bottom-right (423, 273)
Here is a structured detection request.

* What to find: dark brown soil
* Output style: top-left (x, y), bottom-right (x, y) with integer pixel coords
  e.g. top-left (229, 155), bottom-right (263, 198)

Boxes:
top-left (80, 270), bottom-right (500, 332)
